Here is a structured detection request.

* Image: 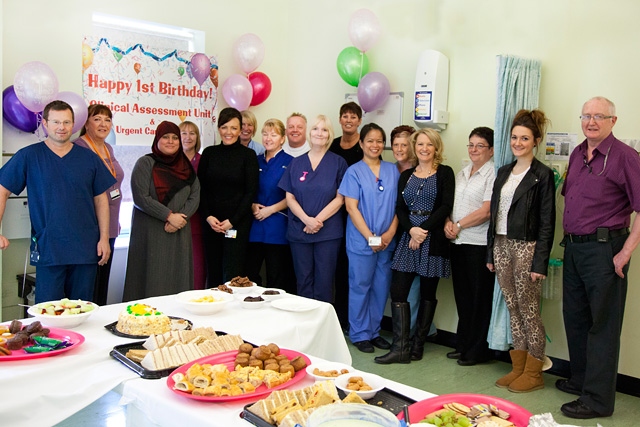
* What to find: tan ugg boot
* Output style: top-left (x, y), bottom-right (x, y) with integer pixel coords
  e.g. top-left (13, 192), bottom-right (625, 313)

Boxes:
top-left (495, 350), bottom-right (527, 388)
top-left (508, 353), bottom-right (545, 393)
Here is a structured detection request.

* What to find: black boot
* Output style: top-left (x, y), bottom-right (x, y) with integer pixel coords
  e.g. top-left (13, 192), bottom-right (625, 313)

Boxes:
top-left (374, 302), bottom-right (411, 364)
top-left (410, 299), bottom-right (437, 361)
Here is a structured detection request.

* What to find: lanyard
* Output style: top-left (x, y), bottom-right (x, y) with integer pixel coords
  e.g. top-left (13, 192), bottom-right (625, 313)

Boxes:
top-left (84, 135), bottom-right (116, 178)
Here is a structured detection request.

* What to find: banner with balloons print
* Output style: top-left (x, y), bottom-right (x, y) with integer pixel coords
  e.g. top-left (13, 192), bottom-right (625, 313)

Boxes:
top-left (81, 36), bottom-right (218, 146)
top-left (336, 9), bottom-right (390, 113)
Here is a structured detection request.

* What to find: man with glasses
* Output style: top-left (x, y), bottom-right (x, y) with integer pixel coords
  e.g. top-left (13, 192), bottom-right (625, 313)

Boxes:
top-left (558, 96), bottom-right (640, 419)
top-left (0, 100), bottom-right (115, 303)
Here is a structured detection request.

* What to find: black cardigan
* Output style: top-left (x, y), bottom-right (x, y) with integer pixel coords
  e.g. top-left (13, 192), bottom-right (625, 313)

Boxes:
top-left (486, 157), bottom-right (556, 275)
top-left (396, 165), bottom-right (455, 258)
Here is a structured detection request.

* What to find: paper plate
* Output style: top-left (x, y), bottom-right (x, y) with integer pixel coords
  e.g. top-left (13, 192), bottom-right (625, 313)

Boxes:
top-left (398, 393), bottom-right (532, 426)
top-left (167, 348), bottom-right (310, 402)
top-left (270, 298), bottom-right (320, 312)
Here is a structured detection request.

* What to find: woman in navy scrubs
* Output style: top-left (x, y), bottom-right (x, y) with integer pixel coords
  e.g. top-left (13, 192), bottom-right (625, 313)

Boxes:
top-left (247, 119), bottom-right (295, 293)
top-left (278, 115), bottom-right (347, 303)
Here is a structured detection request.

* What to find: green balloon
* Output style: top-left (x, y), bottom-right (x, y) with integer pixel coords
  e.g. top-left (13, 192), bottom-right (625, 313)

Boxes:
top-left (113, 51), bottom-right (123, 62)
top-left (178, 66), bottom-right (185, 76)
top-left (336, 47), bottom-right (369, 87)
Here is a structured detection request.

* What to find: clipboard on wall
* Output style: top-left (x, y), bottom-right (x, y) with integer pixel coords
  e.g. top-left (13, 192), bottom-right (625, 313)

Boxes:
top-left (345, 92), bottom-right (404, 150)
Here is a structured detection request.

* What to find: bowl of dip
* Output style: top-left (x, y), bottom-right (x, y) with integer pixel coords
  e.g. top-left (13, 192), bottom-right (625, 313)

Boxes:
top-left (306, 403), bottom-right (400, 427)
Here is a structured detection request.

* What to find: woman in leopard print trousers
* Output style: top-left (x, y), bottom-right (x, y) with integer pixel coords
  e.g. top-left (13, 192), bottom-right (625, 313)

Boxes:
top-left (486, 109), bottom-right (556, 393)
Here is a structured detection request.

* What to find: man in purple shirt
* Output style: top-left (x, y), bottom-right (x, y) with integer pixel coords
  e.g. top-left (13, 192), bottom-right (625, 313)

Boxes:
top-left (558, 97), bottom-right (640, 419)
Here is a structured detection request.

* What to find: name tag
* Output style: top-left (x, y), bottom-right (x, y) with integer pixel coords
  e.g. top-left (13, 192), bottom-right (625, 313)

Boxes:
top-left (225, 229), bottom-right (238, 239)
top-left (368, 236), bottom-right (382, 246)
top-left (110, 189), bottom-right (121, 200)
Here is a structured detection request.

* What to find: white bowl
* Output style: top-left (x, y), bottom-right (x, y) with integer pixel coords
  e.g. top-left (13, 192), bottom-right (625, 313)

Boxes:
top-left (260, 288), bottom-right (287, 301)
top-left (27, 299), bottom-right (99, 329)
top-left (306, 403), bottom-right (400, 427)
top-left (176, 290), bottom-right (234, 315)
top-left (240, 296), bottom-right (266, 309)
top-left (306, 362), bottom-right (353, 381)
top-left (224, 280), bottom-right (257, 294)
top-left (334, 371), bottom-right (385, 400)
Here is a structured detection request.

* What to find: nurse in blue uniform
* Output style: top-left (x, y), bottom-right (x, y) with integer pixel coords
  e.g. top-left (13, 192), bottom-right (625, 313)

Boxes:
top-left (339, 123), bottom-right (400, 353)
top-left (247, 119), bottom-right (295, 293)
top-left (278, 115), bottom-right (347, 303)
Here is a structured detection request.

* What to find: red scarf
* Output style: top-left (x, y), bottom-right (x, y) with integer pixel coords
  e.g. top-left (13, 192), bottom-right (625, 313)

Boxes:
top-left (149, 121), bottom-right (195, 205)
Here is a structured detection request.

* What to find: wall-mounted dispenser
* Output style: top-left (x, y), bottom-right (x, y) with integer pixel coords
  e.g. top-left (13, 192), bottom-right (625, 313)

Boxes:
top-left (414, 49), bottom-right (449, 131)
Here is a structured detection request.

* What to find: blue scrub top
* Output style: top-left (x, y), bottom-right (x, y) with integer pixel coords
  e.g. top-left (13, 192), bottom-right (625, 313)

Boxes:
top-left (0, 142), bottom-right (116, 266)
top-left (278, 151), bottom-right (347, 243)
top-left (249, 149), bottom-right (293, 245)
top-left (339, 160), bottom-right (399, 255)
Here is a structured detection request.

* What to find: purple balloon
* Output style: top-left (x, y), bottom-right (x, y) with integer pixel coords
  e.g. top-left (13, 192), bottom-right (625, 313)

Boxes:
top-left (56, 91), bottom-right (88, 134)
top-left (2, 85), bottom-right (39, 132)
top-left (221, 74), bottom-right (253, 111)
top-left (357, 72), bottom-right (390, 113)
top-left (190, 53), bottom-right (211, 86)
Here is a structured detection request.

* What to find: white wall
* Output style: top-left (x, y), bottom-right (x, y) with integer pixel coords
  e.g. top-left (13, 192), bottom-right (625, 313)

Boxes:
top-left (2, 0), bottom-right (639, 378)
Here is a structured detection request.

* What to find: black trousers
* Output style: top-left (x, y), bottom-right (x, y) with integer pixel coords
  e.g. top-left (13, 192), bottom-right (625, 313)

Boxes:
top-left (245, 242), bottom-right (296, 295)
top-left (93, 237), bottom-right (116, 305)
top-left (562, 234), bottom-right (629, 415)
top-left (450, 243), bottom-right (495, 360)
top-left (203, 223), bottom-right (250, 286)
top-left (390, 270), bottom-right (439, 302)
top-left (333, 235), bottom-right (350, 328)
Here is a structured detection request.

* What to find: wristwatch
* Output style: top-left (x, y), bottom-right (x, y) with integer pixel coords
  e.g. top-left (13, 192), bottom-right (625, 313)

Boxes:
top-left (456, 221), bottom-right (462, 230)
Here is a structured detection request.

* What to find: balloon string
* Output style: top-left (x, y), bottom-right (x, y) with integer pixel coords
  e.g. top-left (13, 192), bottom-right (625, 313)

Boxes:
top-left (359, 51), bottom-right (364, 82)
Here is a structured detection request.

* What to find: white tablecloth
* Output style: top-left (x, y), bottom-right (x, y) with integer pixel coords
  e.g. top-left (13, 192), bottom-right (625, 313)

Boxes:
top-left (1, 291), bottom-right (351, 427)
top-left (120, 354), bottom-right (436, 427)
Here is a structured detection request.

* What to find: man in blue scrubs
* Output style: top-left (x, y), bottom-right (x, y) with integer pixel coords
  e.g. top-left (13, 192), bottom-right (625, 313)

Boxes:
top-left (0, 100), bottom-right (115, 303)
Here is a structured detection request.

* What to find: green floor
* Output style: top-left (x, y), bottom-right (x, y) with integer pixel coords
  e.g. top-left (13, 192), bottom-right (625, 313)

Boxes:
top-left (54, 336), bottom-right (640, 427)
top-left (348, 334), bottom-right (640, 427)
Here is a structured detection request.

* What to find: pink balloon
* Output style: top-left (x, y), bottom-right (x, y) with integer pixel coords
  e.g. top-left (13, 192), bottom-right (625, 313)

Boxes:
top-left (357, 72), bottom-right (390, 113)
top-left (248, 72), bottom-right (272, 106)
top-left (222, 74), bottom-right (253, 111)
top-left (13, 61), bottom-right (59, 113)
top-left (348, 9), bottom-right (382, 52)
top-left (56, 91), bottom-right (88, 134)
top-left (190, 53), bottom-right (211, 86)
top-left (232, 33), bottom-right (265, 74)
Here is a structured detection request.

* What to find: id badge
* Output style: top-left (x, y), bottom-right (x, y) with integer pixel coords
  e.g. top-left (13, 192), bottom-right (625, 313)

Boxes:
top-left (225, 229), bottom-right (238, 239)
top-left (110, 189), bottom-right (121, 200)
top-left (368, 236), bottom-right (382, 246)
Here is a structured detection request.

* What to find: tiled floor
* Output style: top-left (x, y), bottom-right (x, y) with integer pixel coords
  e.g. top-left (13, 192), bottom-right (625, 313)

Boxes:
top-left (55, 336), bottom-right (640, 427)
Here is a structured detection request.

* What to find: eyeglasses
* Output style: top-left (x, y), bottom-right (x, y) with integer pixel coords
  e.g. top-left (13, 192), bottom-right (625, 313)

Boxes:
top-left (466, 144), bottom-right (489, 150)
top-left (579, 115), bottom-right (613, 122)
top-left (582, 144), bottom-right (611, 176)
top-left (46, 120), bottom-right (73, 127)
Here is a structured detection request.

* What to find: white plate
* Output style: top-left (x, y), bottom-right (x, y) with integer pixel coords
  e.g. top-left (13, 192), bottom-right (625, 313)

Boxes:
top-left (223, 280), bottom-right (257, 294)
top-left (260, 288), bottom-right (287, 301)
top-left (270, 298), bottom-right (320, 312)
top-left (305, 362), bottom-right (354, 381)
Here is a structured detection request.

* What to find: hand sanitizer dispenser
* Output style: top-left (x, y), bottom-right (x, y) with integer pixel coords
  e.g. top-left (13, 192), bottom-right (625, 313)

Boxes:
top-left (414, 50), bottom-right (449, 131)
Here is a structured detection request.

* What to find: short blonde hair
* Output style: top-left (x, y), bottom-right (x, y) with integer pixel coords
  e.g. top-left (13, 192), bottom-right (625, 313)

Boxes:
top-left (241, 110), bottom-right (258, 137)
top-left (411, 128), bottom-right (444, 169)
top-left (308, 115), bottom-right (335, 149)
top-left (262, 118), bottom-right (286, 138)
top-left (179, 121), bottom-right (201, 152)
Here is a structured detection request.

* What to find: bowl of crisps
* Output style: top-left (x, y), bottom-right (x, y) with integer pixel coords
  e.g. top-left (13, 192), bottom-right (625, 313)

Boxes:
top-left (176, 290), bottom-right (235, 315)
top-left (334, 371), bottom-right (385, 400)
top-left (27, 299), bottom-right (99, 329)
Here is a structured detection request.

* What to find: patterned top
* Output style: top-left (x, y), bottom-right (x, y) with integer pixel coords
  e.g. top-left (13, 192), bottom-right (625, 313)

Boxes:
top-left (496, 167), bottom-right (529, 235)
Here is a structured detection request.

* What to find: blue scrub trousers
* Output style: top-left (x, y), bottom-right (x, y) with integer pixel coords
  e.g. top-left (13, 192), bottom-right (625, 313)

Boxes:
top-left (290, 238), bottom-right (341, 303)
top-left (35, 264), bottom-right (98, 303)
top-left (347, 250), bottom-right (393, 343)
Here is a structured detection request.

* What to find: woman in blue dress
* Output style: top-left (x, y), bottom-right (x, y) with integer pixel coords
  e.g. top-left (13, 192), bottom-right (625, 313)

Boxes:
top-left (376, 128), bottom-right (454, 364)
top-left (247, 119), bottom-right (295, 293)
top-left (339, 123), bottom-right (399, 353)
top-left (278, 115), bottom-right (347, 303)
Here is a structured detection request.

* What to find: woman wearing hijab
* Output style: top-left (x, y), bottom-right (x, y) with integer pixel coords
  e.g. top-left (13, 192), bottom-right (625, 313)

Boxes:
top-left (123, 121), bottom-right (200, 300)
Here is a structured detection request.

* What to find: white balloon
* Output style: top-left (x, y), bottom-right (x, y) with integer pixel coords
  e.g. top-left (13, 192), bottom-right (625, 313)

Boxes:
top-left (348, 9), bottom-right (382, 52)
top-left (13, 61), bottom-right (59, 113)
top-left (232, 33), bottom-right (265, 74)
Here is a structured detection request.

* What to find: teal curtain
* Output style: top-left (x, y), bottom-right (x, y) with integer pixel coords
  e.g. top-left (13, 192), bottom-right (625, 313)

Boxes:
top-left (487, 55), bottom-right (541, 351)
